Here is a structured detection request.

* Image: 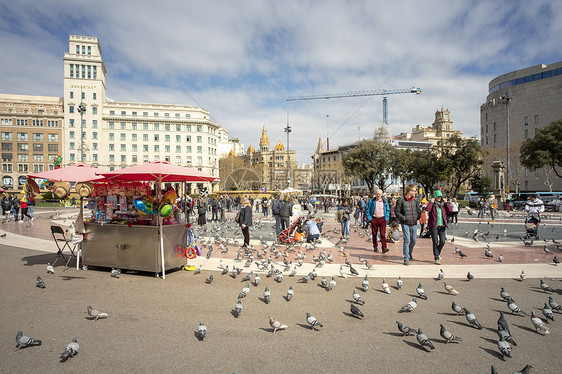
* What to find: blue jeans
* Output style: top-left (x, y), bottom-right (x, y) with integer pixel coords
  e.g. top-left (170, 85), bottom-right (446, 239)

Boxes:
top-left (490, 208), bottom-right (495, 220)
top-left (401, 224), bottom-right (418, 260)
top-left (274, 215), bottom-right (281, 236)
top-left (340, 219), bottom-right (350, 238)
top-left (28, 205), bottom-right (34, 217)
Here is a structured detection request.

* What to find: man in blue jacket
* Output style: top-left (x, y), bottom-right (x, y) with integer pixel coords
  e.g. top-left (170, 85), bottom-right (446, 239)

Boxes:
top-left (366, 189), bottom-right (390, 253)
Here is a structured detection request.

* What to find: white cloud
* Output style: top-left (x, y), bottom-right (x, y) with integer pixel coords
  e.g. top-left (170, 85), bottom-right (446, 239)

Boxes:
top-left (0, 0), bottom-right (560, 163)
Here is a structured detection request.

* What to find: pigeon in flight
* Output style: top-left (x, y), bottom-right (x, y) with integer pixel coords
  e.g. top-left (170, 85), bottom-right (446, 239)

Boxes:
top-left (269, 316), bottom-right (288, 333)
top-left (439, 324), bottom-right (462, 343)
top-left (306, 312), bottom-right (323, 330)
top-left (36, 275), bottom-right (45, 288)
top-left (197, 321), bottom-right (207, 340)
top-left (396, 321), bottom-right (412, 337)
top-left (60, 336), bottom-right (79, 362)
top-left (87, 305), bottom-right (108, 321)
top-left (15, 331), bottom-right (41, 350)
top-left (416, 328), bottom-right (435, 350)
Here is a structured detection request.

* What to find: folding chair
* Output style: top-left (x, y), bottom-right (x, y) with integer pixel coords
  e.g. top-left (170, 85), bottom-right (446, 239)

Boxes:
top-left (51, 225), bottom-right (78, 268)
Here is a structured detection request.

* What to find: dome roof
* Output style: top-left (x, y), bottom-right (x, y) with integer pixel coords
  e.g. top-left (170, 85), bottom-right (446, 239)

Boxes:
top-left (274, 141), bottom-right (285, 151)
top-left (247, 144), bottom-right (255, 154)
top-left (259, 125), bottom-right (270, 145)
top-left (374, 122), bottom-right (392, 141)
top-left (228, 149), bottom-right (236, 157)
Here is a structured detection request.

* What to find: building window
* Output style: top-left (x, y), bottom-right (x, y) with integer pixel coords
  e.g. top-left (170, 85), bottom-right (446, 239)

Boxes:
top-left (132, 134), bottom-right (137, 141)
top-left (197, 146), bottom-right (202, 153)
top-left (176, 145), bottom-right (181, 153)
top-left (48, 133), bottom-right (58, 142)
top-left (197, 125), bottom-right (202, 132)
top-left (154, 112), bottom-right (159, 117)
top-left (93, 66), bottom-right (96, 79)
top-left (32, 133), bottom-right (43, 141)
top-left (120, 122), bottom-right (126, 129)
top-left (131, 123), bottom-right (137, 130)
top-left (33, 144), bottom-right (43, 152)
top-left (154, 124), bottom-right (159, 131)
top-left (165, 145), bottom-right (170, 152)
top-left (486, 136), bottom-right (488, 145)
top-left (69, 91), bottom-right (74, 99)
top-left (121, 155), bottom-right (126, 162)
top-left (2, 164), bottom-right (12, 172)
top-left (92, 107), bottom-right (97, 115)
top-left (154, 145), bottom-right (159, 152)
top-left (493, 122), bottom-right (496, 131)
top-left (92, 143), bottom-right (98, 150)
top-left (120, 133), bottom-right (126, 141)
top-left (186, 135), bottom-right (191, 142)
top-left (93, 93), bottom-right (96, 100)
top-left (109, 155), bottom-right (115, 163)
top-left (109, 122), bottom-right (114, 129)
top-left (154, 134), bottom-right (159, 141)
top-left (143, 112), bottom-right (148, 117)
top-left (2, 153), bottom-right (12, 161)
top-left (143, 145), bottom-right (148, 152)
top-left (143, 155), bottom-right (149, 162)
top-left (82, 92), bottom-right (85, 100)
top-left (525, 116), bottom-right (528, 126)
top-left (110, 110), bottom-right (115, 115)
top-left (143, 134), bottom-right (148, 141)
top-left (1, 132), bottom-right (12, 141)
top-left (132, 155), bottom-right (137, 163)
top-left (186, 146), bottom-right (191, 152)
top-left (109, 144), bottom-right (114, 151)
top-left (132, 112), bottom-right (137, 116)
top-left (176, 156), bottom-right (181, 164)
top-left (33, 154), bottom-right (43, 162)
top-left (69, 105), bottom-right (74, 113)
top-left (18, 154), bottom-right (28, 162)
top-left (176, 124), bottom-right (181, 131)
top-left (120, 144), bottom-right (126, 151)
top-left (69, 131), bottom-right (74, 139)
top-left (186, 156), bottom-right (192, 163)
top-left (525, 129), bottom-right (528, 138)
top-left (186, 125), bottom-right (191, 131)
top-left (18, 164), bottom-right (28, 172)
top-left (1, 143), bottom-right (12, 151)
top-left (92, 154), bottom-right (98, 162)
top-left (197, 136), bottom-right (202, 143)
top-left (92, 132), bottom-right (98, 139)
top-left (143, 123), bottom-right (148, 130)
top-left (175, 135), bottom-right (181, 142)
top-left (493, 134), bottom-right (496, 143)
top-left (48, 144), bottom-right (58, 152)
top-left (534, 115), bottom-right (539, 124)
top-left (525, 181), bottom-right (528, 190)
top-left (109, 133), bottom-right (114, 140)
top-left (165, 124), bottom-right (170, 131)
top-left (165, 135), bottom-right (170, 142)
top-left (132, 144), bottom-right (137, 151)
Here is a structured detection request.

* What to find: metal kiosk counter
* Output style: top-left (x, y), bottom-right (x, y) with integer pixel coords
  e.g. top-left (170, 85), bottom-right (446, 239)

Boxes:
top-left (81, 222), bottom-right (187, 276)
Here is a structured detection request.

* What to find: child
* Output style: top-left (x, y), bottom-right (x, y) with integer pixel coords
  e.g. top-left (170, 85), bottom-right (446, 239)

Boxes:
top-left (387, 221), bottom-right (400, 243)
top-left (419, 205), bottom-right (427, 236)
top-left (315, 217), bottom-right (324, 233)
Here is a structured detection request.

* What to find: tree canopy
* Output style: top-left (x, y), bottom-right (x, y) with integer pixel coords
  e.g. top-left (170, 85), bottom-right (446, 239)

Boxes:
top-left (520, 119), bottom-right (562, 178)
top-left (407, 149), bottom-right (450, 195)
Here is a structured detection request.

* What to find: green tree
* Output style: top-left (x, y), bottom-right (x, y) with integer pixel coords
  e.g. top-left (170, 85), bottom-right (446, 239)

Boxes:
top-left (407, 149), bottom-right (449, 196)
top-left (438, 135), bottom-right (484, 199)
top-left (470, 173), bottom-right (492, 198)
top-left (520, 119), bottom-right (562, 178)
top-left (341, 139), bottom-right (395, 194)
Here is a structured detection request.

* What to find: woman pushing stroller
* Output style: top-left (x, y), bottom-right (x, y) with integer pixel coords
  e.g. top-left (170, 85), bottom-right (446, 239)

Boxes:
top-left (522, 194), bottom-right (544, 240)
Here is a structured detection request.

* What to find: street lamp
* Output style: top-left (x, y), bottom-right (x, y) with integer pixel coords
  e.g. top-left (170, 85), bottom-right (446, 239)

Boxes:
top-left (77, 101), bottom-right (87, 162)
top-left (284, 118), bottom-right (291, 188)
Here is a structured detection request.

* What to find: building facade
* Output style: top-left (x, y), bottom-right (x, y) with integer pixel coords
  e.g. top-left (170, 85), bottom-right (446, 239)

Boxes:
top-left (62, 35), bottom-right (224, 181)
top-left (0, 94), bottom-right (63, 189)
top-left (395, 108), bottom-right (462, 146)
top-left (480, 61), bottom-right (562, 193)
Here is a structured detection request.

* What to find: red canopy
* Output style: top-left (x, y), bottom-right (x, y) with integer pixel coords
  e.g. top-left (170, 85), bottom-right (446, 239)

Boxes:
top-left (27, 162), bottom-right (106, 182)
top-left (99, 161), bottom-right (218, 183)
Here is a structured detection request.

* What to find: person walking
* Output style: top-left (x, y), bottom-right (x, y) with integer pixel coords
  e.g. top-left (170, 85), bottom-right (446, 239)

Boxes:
top-left (1, 194), bottom-right (10, 218)
top-left (11, 196), bottom-right (21, 222)
top-left (279, 195), bottom-right (293, 233)
top-left (238, 197), bottom-right (252, 248)
top-left (366, 189), bottom-right (390, 253)
top-left (477, 197), bottom-right (485, 218)
top-left (20, 195), bottom-right (33, 221)
top-left (197, 197), bottom-right (207, 226)
top-left (426, 190), bottom-right (452, 265)
top-left (27, 193), bottom-right (35, 219)
top-left (449, 198), bottom-right (459, 224)
top-left (338, 199), bottom-right (351, 241)
top-left (271, 194), bottom-right (283, 237)
top-left (395, 184), bottom-right (421, 266)
top-left (488, 194), bottom-right (497, 222)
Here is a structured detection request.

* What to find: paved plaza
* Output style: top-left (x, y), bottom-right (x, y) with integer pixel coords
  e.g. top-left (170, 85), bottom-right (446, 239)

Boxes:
top-left (1, 207), bottom-right (561, 373)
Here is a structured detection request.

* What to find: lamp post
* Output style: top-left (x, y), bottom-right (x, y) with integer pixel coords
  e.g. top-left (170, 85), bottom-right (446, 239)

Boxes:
top-left (284, 119), bottom-right (291, 188)
top-left (77, 101), bottom-right (87, 162)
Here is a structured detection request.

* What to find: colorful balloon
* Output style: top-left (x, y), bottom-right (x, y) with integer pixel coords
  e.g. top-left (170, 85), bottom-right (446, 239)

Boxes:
top-left (158, 202), bottom-right (173, 217)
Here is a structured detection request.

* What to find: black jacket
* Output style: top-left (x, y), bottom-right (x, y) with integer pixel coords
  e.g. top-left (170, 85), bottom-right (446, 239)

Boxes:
top-left (279, 201), bottom-right (293, 218)
top-left (239, 206), bottom-right (252, 227)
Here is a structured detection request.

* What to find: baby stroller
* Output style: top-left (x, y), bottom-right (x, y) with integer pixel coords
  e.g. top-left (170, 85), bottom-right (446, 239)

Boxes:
top-left (278, 216), bottom-right (303, 244)
top-left (521, 211), bottom-right (540, 240)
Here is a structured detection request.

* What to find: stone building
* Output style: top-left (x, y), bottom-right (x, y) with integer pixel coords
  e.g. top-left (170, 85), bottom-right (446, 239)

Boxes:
top-left (395, 107), bottom-right (463, 145)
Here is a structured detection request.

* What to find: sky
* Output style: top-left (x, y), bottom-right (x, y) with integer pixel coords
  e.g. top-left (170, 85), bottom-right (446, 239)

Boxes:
top-left (1, 0), bottom-right (561, 164)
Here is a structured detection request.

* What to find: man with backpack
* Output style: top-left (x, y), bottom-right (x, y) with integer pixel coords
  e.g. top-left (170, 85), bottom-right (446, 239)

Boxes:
top-left (271, 194), bottom-right (283, 236)
top-left (395, 184), bottom-right (421, 266)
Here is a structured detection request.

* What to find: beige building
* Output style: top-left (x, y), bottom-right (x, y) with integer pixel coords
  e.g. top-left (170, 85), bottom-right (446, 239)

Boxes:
top-left (395, 108), bottom-right (462, 145)
top-left (480, 61), bottom-right (562, 193)
top-left (0, 94), bottom-right (63, 189)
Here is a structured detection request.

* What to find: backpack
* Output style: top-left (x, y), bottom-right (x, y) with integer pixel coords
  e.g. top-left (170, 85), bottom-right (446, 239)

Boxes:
top-left (235, 209), bottom-right (241, 223)
top-left (272, 198), bottom-right (282, 215)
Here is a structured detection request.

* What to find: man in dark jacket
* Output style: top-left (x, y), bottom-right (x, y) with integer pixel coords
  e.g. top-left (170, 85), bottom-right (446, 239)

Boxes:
top-left (271, 194), bottom-right (283, 236)
top-left (239, 197), bottom-right (253, 247)
top-left (279, 196), bottom-right (293, 233)
top-left (395, 184), bottom-right (421, 265)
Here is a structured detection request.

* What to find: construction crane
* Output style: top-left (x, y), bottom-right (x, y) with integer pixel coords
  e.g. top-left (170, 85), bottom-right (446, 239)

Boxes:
top-left (287, 87), bottom-right (421, 126)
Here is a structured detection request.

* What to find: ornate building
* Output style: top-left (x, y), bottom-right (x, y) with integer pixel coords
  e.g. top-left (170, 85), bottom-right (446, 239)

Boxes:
top-left (395, 108), bottom-right (463, 145)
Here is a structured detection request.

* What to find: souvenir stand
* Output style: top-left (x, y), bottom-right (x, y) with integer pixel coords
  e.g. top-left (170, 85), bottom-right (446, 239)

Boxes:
top-left (82, 161), bottom-right (218, 279)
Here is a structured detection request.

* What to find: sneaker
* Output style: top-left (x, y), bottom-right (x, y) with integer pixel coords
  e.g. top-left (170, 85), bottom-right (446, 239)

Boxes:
top-left (435, 260), bottom-right (441, 265)
top-left (409, 253), bottom-right (414, 261)
top-left (373, 247), bottom-right (379, 252)
top-left (403, 260), bottom-right (409, 266)
top-left (382, 247), bottom-right (389, 253)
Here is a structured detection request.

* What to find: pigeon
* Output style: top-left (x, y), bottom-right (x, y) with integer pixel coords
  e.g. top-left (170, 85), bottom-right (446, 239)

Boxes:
top-left (382, 279), bottom-right (391, 294)
top-left (500, 287), bottom-right (511, 301)
top-left (60, 336), bottom-right (79, 362)
top-left (396, 276), bottom-right (403, 290)
top-left (439, 324), bottom-right (462, 343)
top-left (320, 277), bottom-right (328, 288)
top-left (298, 275), bottom-right (310, 283)
top-left (444, 282), bottom-right (459, 295)
top-left (416, 282), bottom-right (427, 300)
top-left (36, 275), bottom-right (45, 288)
top-left (352, 289), bottom-right (364, 304)
top-left (507, 297), bottom-right (526, 315)
top-left (485, 248), bottom-right (493, 258)
top-left (437, 269), bottom-right (445, 280)
top-left (275, 273), bottom-right (283, 283)
top-left (491, 365), bottom-right (499, 374)
top-left (326, 277), bottom-right (336, 291)
top-left (197, 321), bottom-right (207, 340)
top-left (467, 272), bottom-right (474, 281)
top-left (193, 265), bottom-right (202, 275)
top-left (554, 256), bottom-right (560, 266)
top-left (497, 335), bottom-right (511, 358)
top-left (306, 312), bottom-right (323, 330)
top-left (241, 282), bottom-right (250, 296)
top-left (498, 312), bottom-right (511, 336)
top-left (234, 298), bottom-right (243, 317)
top-left (530, 310), bottom-right (549, 334)
top-left (269, 316), bottom-right (288, 333)
top-left (205, 274), bottom-right (214, 284)
top-left (396, 321), bottom-right (413, 337)
top-left (543, 245), bottom-right (552, 254)
top-left (520, 270), bottom-right (526, 281)
top-left (463, 308), bottom-right (482, 329)
top-left (221, 266), bottom-right (229, 275)
top-left (0, 232), bottom-right (6, 238)
top-left (254, 274), bottom-right (261, 286)
top-left (548, 296), bottom-right (561, 312)
top-left (339, 265), bottom-right (347, 278)
top-left (87, 305), bottom-right (108, 321)
top-left (416, 328), bottom-right (435, 350)
top-left (541, 303), bottom-right (554, 322)
top-left (111, 268), bottom-right (120, 278)
top-left (350, 302), bottom-right (364, 318)
top-left (362, 275), bottom-right (369, 292)
top-left (263, 286), bottom-right (271, 303)
top-left (512, 364), bottom-right (534, 374)
top-left (349, 265), bottom-right (359, 276)
top-left (498, 253), bottom-right (503, 262)
top-left (400, 297), bottom-right (417, 312)
top-left (46, 263), bottom-right (54, 274)
top-left (286, 286), bottom-right (294, 301)
top-left (458, 250), bottom-right (467, 258)
top-left (242, 271), bottom-right (252, 282)
top-left (497, 327), bottom-right (517, 347)
top-left (15, 331), bottom-right (42, 350)
top-left (540, 279), bottom-right (554, 292)
top-left (452, 301), bottom-right (463, 315)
